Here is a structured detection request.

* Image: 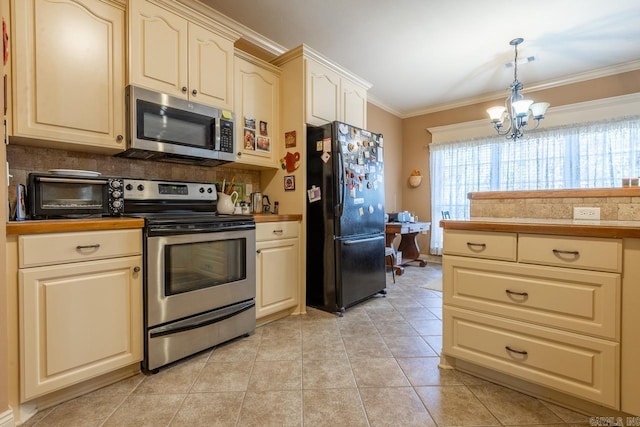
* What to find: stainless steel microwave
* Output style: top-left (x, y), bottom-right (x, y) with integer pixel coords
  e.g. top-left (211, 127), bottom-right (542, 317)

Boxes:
top-left (117, 85), bottom-right (235, 166)
top-left (28, 172), bottom-right (124, 219)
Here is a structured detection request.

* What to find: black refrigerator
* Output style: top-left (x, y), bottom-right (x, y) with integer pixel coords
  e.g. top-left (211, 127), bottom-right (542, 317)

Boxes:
top-left (306, 121), bottom-right (386, 314)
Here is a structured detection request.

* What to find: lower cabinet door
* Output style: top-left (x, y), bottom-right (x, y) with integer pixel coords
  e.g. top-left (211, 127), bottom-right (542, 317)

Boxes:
top-left (19, 256), bottom-right (143, 401)
top-left (256, 238), bottom-right (298, 319)
top-left (443, 306), bottom-right (619, 409)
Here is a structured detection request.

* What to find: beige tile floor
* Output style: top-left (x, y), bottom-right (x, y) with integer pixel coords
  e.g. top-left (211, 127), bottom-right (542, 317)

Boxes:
top-left (24, 263), bottom-right (591, 426)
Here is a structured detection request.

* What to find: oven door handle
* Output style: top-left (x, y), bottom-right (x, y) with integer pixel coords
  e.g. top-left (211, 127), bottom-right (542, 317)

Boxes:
top-left (149, 300), bottom-right (255, 338)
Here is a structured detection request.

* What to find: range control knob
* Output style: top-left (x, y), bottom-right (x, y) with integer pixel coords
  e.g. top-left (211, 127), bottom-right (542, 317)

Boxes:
top-left (112, 199), bottom-right (123, 209)
top-left (125, 184), bottom-right (133, 191)
top-left (137, 184), bottom-right (145, 191)
top-left (112, 190), bottom-right (122, 198)
top-left (199, 187), bottom-right (205, 193)
top-left (207, 187), bottom-right (213, 193)
top-left (111, 180), bottom-right (122, 188)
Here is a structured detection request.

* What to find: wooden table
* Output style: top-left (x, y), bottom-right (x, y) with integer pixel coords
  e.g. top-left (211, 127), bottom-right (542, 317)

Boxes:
top-left (385, 222), bottom-right (431, 276)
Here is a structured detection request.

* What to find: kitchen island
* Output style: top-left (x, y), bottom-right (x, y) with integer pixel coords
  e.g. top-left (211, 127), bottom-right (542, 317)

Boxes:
top-left (440, 218), bottom-right (640, 417)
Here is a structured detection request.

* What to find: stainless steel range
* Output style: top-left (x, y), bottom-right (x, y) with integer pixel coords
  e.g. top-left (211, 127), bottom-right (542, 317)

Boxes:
top-left (122, 179), bottom-right (256, 373)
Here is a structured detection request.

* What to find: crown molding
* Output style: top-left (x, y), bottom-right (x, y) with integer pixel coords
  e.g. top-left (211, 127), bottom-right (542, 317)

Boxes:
top-left (428, 92), bottom-right (640, 145)
top-left (272, 44), bottom-right (372, 90)
top-left (407, 59), bottom-right (640, 119)
top-left (366, 93), bottom-right (404, 118)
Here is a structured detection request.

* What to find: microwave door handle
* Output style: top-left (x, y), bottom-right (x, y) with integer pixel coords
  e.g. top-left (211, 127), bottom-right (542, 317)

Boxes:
top-left (38, 177), bottom-right (109, 185)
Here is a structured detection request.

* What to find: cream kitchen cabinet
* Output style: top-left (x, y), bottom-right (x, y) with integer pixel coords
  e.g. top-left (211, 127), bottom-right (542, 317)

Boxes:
top-left (306, 57), bottom-right (368, 129)
top-left (234, 51), bottom-right (280, 168)
top-left (443, 229), bottom-right (622, 410)
top-left (18, 229), bottom-right (142, 401)
top-left (255, 221), bottom-right (299, 321)
top-left (11, 0), bottom-right (126, 152)
top-left (129, 0), bottom-right (237, 110)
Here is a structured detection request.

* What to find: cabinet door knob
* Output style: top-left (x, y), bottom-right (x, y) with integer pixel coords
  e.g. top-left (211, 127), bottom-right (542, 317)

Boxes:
top-left (133, 266), bottom-right (141, 272)
top-left (237, 152), bottom-right (242, 157)
top-left (116, 134), bottom-right (123, 142)
top-left (181, 86), bottom-right (188, 93)
top-left (256, 249), bottom-right (261, 254)
top-left (192, 89), bottom-right (198, 96)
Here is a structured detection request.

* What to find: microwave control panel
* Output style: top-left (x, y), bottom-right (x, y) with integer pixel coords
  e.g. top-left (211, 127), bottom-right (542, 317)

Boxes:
top-left (219, 119), bottom-right (234, 153)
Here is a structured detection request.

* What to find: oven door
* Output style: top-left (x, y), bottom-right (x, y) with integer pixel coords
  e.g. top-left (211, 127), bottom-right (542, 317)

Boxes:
top-left (146, 228), bottom-right (256, 328)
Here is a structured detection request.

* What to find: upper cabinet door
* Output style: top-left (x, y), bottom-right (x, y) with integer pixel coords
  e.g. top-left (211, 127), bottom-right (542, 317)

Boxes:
top-left (234, 53), bottom-right (280, 168)
top-left (12, 0), bottom-right (126, 152)
top-left (129, 0), bottom-right (235, 109)
top-left (129, 0), bottom-right (188, 99)
top-left (341, 79), bottom-right (367, 130)
top-left (306, 59), bottom-right (340, 126)
top-left (188, 22), bottom-right (234, 110)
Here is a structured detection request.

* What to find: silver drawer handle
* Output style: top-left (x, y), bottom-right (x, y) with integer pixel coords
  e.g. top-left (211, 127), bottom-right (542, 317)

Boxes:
top-left (552, 249), bottom-right (579, 256)
top-left (272, 229), bottom-right (283, 235)
top-left (76, 244), bottom-right (101, 250)
top-left (466, 242), bottom-right (486, 248)
top-left (505, 346), bottom-right (528, 356)
top-left (505, 289), bottom-right (528, 297)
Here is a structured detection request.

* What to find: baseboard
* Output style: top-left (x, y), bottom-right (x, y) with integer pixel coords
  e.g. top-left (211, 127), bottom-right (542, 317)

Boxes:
top-left (0, 408), bottom-right (15, 427)
top-left (424, 254), bottom-right (442, 264)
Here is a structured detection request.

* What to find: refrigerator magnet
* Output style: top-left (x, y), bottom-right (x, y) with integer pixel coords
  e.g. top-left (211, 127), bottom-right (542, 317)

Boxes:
top-left (368, 205), bottom-right (374, 214)
top-left (358, 207), bottom-right (364, 216)
top-left (349, 187), bottom-right (356, 198)
top-left (323, 138), bottom-right (332, 153)
top-left (307, 186), bottom-right (321, 203)
top-left (316, 140), bottom-right (323, 151)
top-left (354, 198), bottom-right (364, 205)
top-left (321, 152), bottom-right (330, 163)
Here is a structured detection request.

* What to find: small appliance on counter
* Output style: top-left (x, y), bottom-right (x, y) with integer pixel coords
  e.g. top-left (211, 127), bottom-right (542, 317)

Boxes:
top-left (388, 211), bottom-right (411, 222)
top-left (27, 170), bottom-right (124, 219)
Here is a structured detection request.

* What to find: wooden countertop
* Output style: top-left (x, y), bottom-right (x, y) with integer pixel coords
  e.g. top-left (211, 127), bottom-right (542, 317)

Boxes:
top-left (6, 218), bottom-right (145, 235)
top-left (6, 214), bottom-right (302, 235)
top-left (253, 213), bottom-right (302, 223)
top-left (440, 217), bottom-right (640, 239)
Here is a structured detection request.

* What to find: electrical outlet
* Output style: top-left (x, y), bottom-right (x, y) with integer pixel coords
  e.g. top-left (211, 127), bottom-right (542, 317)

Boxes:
top-left (573, 207), bottom-right (601, 220)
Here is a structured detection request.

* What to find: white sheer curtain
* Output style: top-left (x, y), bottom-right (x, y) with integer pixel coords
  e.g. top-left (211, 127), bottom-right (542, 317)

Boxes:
top-left (429, 116), bottom-right (640, 255)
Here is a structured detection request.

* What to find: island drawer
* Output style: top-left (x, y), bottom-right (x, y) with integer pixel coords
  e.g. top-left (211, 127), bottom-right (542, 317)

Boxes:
top-left (443, 255), bottom-right (620, 339)
top-left (443, 306), bottom-right (619, 409)
top-left (443, 230), bottom-right (517, 261)
top-left (518, 234), bottom-right (622, 272)
top-left (19, 229), bottom-right (142, 267)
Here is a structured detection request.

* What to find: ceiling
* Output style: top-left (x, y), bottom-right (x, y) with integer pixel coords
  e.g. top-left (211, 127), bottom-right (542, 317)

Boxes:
top-left (199, 0), bottom-right (640, 118)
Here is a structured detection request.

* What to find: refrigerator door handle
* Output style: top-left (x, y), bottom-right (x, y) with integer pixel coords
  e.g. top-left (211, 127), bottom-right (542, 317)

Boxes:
top-left (343, 235), bottom-right (385, 245)
top-left (336, 150), bottom-right (344, 217)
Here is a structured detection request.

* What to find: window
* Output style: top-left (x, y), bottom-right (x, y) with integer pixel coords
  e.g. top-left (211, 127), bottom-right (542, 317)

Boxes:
top-left (429, 116), bottom-right (640, 255)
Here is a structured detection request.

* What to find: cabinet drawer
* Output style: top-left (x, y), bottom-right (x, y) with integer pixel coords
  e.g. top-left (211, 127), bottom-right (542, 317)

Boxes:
top-left (256, 221), bottom-right (298, 241)
top-left (443, 255), bottom-right (620, 339)
top-left (19, 229), bottom-right (142, 268)
top-left (443, 307), bottom-right (619, 408)
top-left (443, 230), bottom-right (517, 261)
top-left (518, 234), bottom-right (622, 273)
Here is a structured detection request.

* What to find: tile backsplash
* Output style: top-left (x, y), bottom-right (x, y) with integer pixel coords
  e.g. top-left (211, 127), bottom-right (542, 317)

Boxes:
top-left (470, 192), bottom-right (640, 221)
top-left (6, 144), bottom-right (261, 212)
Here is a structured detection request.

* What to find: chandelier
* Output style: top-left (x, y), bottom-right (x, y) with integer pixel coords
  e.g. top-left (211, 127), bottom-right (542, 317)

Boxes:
top-left (487, 38), bottom-right (550, 139)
